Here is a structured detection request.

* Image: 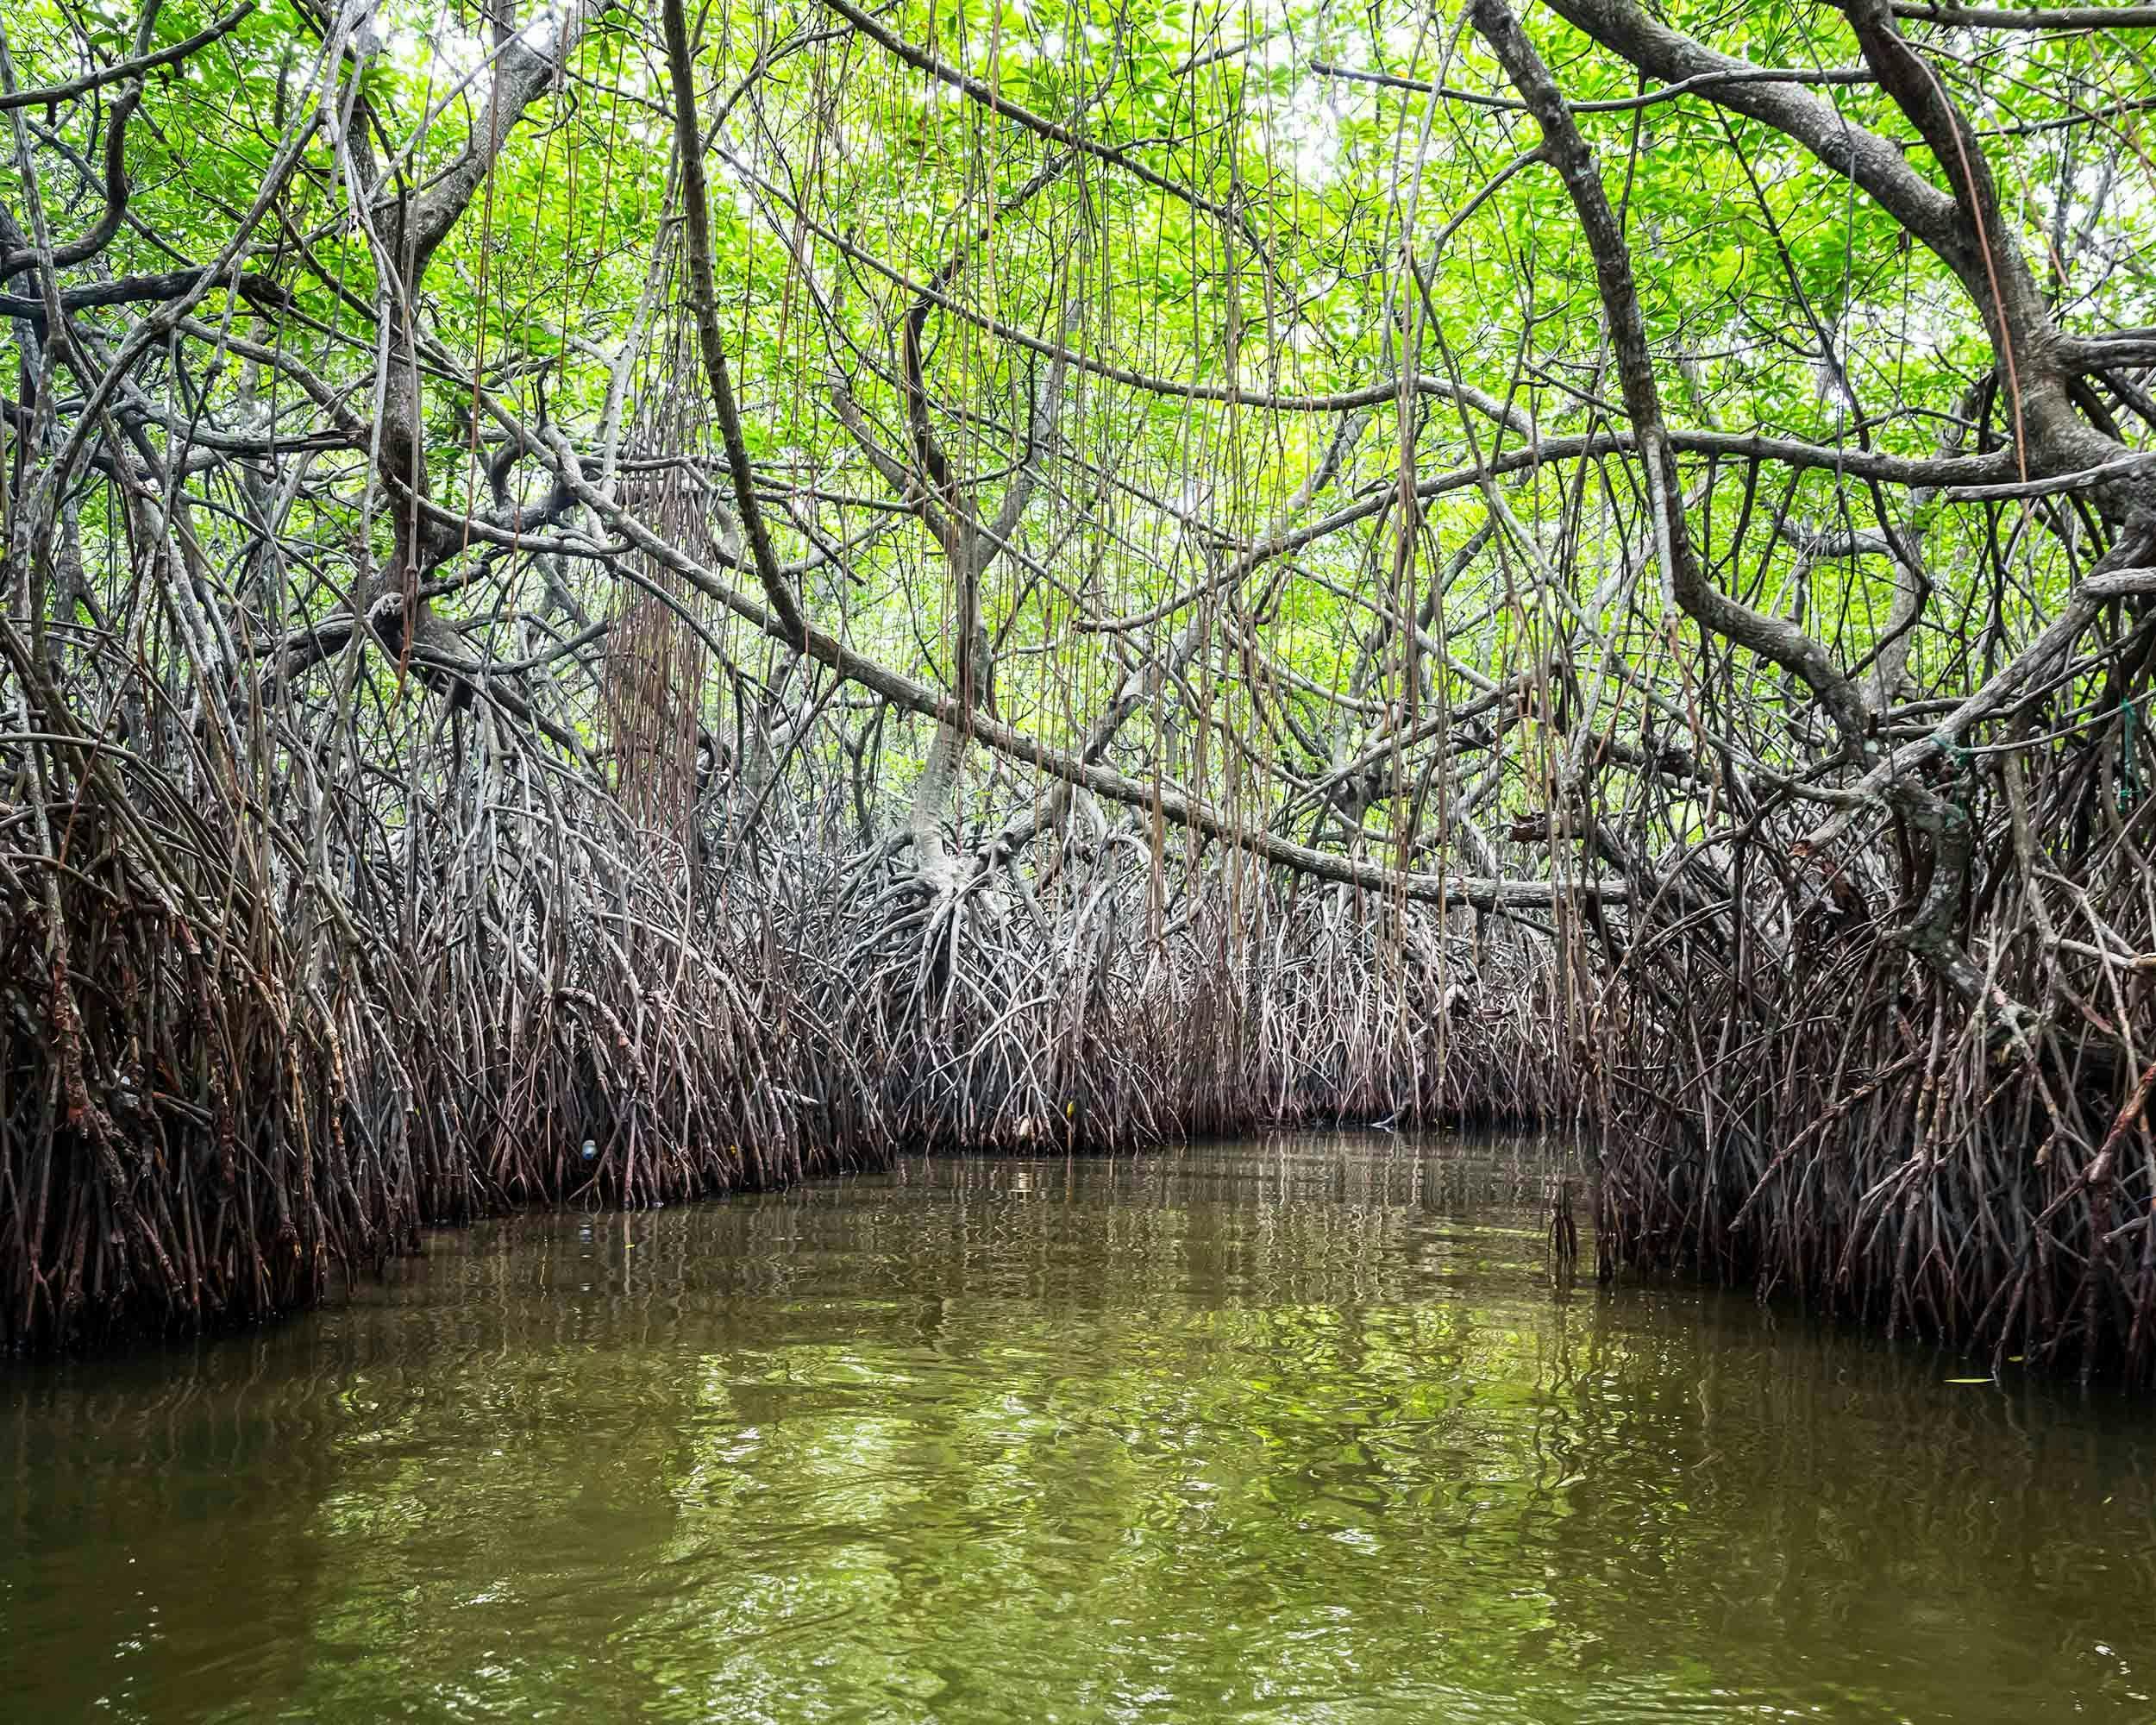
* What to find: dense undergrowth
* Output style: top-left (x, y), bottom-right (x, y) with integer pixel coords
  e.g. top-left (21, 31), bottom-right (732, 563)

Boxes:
top-left (0, 712), bottom-right (1567, 1350)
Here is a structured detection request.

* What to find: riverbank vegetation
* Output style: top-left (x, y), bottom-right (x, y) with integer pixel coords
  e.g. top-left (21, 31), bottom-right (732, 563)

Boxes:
top-left (1, 0), bottom-right (2153, 1374)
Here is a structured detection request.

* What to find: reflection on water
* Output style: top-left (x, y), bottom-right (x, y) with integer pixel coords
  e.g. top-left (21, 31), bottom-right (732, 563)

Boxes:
top-left (3, 1135), bottom-right (2153, 1723)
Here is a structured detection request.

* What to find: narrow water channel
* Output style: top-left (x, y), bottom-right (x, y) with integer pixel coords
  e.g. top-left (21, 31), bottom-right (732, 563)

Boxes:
top-left (3, 1135), bottom-right (2152, 1722)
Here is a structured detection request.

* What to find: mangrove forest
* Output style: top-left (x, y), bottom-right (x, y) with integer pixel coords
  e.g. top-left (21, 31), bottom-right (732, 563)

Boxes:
top-left (9, 0), bottom-right (2156, 1714)
top-left (4, 0), bottom-right (2153, 1372)
top-left (4, 0), bottom-right (2156, 1358)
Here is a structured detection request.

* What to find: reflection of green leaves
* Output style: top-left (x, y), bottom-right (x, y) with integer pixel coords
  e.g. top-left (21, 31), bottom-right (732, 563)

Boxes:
top-left (16, 1151), bottom-right (2141, 1721)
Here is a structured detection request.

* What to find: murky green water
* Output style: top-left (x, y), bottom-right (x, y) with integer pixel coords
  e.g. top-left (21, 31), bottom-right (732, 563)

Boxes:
top-left (3, 1136), bottom-right (2153, 1723)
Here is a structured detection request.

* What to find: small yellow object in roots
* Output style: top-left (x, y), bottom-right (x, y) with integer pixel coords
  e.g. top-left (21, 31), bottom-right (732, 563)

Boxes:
top-left (1946, 1377), bottom-right (1993, 1385)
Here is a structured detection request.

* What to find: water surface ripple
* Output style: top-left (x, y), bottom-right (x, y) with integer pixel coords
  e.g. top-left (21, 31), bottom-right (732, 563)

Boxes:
top-left (3, 1135), bottom-right (2152, 1722)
